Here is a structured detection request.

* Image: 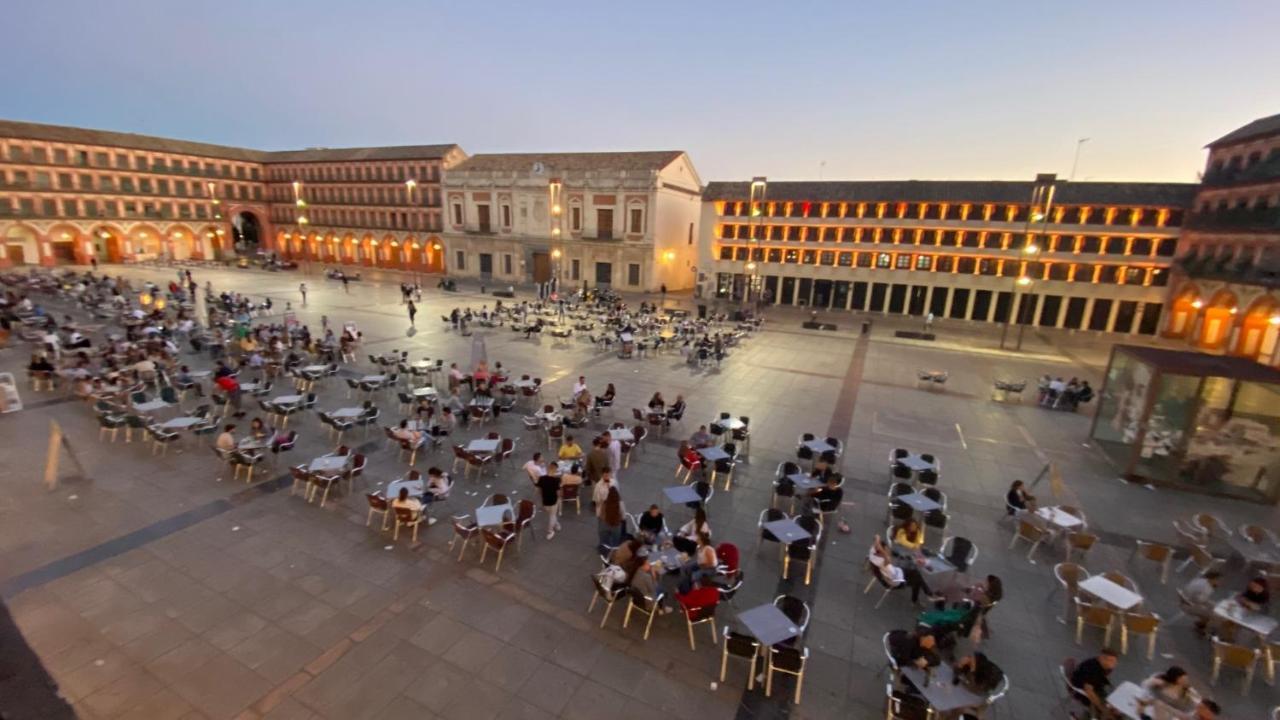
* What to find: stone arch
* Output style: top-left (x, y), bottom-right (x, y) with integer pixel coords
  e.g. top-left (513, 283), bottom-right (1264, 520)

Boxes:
top-left (1197, 289), bottom-right (1239, 350)
top-left (167, 224), bottom-right (196, 260)
top-left (128, 223), bottom-right (164, 258)
top-left (1233, 294), bottom-right (1280, 360)
top-left (3, 223), bottom-right (41, 265)
top-left (46, 223), bottom-right (87, 265)
top-left (1164, 282), bottom-right (1202, 338)
top-left (424, 235), bottom-right (444, 273)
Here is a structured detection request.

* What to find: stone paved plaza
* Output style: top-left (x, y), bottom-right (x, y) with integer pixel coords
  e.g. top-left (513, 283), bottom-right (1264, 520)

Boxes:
top-left (1, 265), bottom-right (1277, 720)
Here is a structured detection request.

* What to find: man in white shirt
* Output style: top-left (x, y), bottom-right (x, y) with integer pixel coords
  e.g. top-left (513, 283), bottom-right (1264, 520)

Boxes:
top-left (608, 435), bottom-right (623, 472)
top-left (592, 469), bottom-right (615, 510)
top-left (1181, 570), bottom-right (1221, 634)
top-left (572, 376), bottom-right (587, 398)
top-left (522, 452), bottom-right (547, 484)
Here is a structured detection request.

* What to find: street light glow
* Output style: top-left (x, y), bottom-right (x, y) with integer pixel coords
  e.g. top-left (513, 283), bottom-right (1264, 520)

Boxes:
top-left (1016, 276), bottom-right (1032, 287)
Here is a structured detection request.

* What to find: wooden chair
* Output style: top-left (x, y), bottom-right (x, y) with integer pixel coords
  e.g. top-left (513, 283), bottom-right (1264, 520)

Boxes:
top-left (1180, 544), bottom-right (1226, 577)
top-left (719, 626), bottom-right (761, 690)
top-left (1051, 562), bottom-right (1089, 624)
top-left (479, 528), bottom-right (516, 571)
top-left (1131, 540), bottom-right (1173, 584)
top-left (765, 645), bottom-right (809, 704)
top-left (449, 515), bottom-right (480, 560)
top-left (308, 471), bottom-right (341, 507)
top-left (1211, 636), bottom-right (1260, 695)
top-left (1120, 610), bottom-right (1161, 659)
top-left (622, 589), bottom-right (664, 640)
top-left (1102, 571), bottom-right (1139, 593)
top-left (1263, 638), bottom-right (1279, 686)
top-left (365, 493), bottom-right (390, 530)
top-left (1009, 520), bottom-right (1046, 562)
top-left (1064, 531), bottom-right (1098, 563)
top-left (1074, 598), bottom-right (1114, 646)
top-left (559, 482), bottom-right (582, 514)
top-left (392, 506), bottom-right (424, 544)
top-left (1192, 513), bottom-right (1231, 540)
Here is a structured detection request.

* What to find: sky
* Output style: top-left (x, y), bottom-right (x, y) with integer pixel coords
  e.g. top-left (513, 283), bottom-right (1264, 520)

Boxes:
top-left (4, 0), bottom-right (1279, 184)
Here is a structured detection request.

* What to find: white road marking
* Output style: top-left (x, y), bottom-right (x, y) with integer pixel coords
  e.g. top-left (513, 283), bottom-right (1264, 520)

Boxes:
top-left (1016, 425), bottom-right (1049, 463)
top-left (954, 423), bottom-right (968, 450)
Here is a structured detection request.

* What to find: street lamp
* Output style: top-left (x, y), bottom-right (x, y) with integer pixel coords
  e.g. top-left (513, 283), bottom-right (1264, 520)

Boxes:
top-left (1000, 173), bottom-right (1056, 350)
top-left (746, 176), bottom-right (767, 311)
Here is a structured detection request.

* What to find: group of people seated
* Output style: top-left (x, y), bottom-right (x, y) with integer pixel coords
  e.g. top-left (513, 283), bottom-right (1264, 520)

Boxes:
top-left (887, 628), bottom-right (1005, 714)
top-left (1037, 375), bottom-right (1094, 410)
top-left (389, 467), bottom-right (453, 523)
top-left (1070, 648), bottom-right (1221, 720)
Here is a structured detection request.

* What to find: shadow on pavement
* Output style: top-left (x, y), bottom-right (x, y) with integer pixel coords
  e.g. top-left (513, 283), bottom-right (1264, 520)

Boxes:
top-left (0, 600), bottom-right (74, 720)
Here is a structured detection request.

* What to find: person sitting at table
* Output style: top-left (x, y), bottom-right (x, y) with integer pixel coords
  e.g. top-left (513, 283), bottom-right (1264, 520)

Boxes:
top-left (811, 473), bottom-right (844, 514)
top-left (472, 362), bottom-right (490, 394)
top-left (1068, 648), bottom-right (1117, 719)
top-left (28, 353), bottom-right (55, 374)
top-left (522, 451), bottom-right (547, 485)
top-left (673, 507), bottom-right (711, 555)
top-left (593, 383), bottom-right (616, 413)
top-left (647, 392), bottom-right (665, 411)
top-left (610, 538), bottom-right (643, 566)
top-left (889, 628), bottom-right (941, 671)
top-left (893, 519), bottom-right (926, 551)
top-left (570, 388), bottom-right (592, 422)
top-left (597, 486), bottom-right (625, 551)
top-left (869, 534), bottom-right (934, 605)
top-left (392, 419), bottom-right (424, 447)
top-left (638, 505), bottom-right (666, 543)
top-left (1180, 570), bottom-right (1222, 635)
top-left (215, 424), bottom-right (237, 452)
top-left (572, 375), bottom-right (588, 398)
top-left (680, 532), bottom-right (719, 592)
top-left (1005, 480), bottom-right (1036, 514)
top-left (66, 330), bottom-right (91, 349)
top-left (559, 434), bottom-right (584, 461)
top-left (249, 417), bottom-right (270, 440)
top-left (952, 651), bottom-right (1004, 695)
top-left (689, 425), bottom-right (713, 449)
top-left (174, 365), bottom-right (195, 386)
top-left (392, 486), bottom-right (422, 515)
top-left (421, 467), bottom-right (450, 514)
top-left (1237, 575), bottom-right (1270, 613)
top-left (626, 557), bottom-right (674, 614)
top-left (1140, 666), bottom-right (1200, 716)
top-left (437, 406), bottom-right (457, 433)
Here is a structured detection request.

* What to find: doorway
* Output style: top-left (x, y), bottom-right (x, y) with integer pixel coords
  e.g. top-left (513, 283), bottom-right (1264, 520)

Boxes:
top-left (478, 253), bottom-right (493, 278)
top-left (477, 205), bottom-right (491, 234)
top-left (6, 245), bottom-right (24, 265)
top-left (594, 262), bottom-right (613, 286)
top-left (531, 252), bottom-right (551, 283)
top-left (813, 280), bottom-right (832, 309)
top-left (232, 212), bottom-right (261, 255)
top-left (50, 242), bottom-right (77, 265)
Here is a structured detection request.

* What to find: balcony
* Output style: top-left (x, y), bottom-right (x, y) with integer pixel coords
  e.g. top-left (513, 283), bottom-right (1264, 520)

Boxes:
top-left (1175, 253), bottom-right (1280, 289)
top-left (1184, 207), bottom-right (1280, 233)
top-left (1201, 153), bottom-right (1280, 188)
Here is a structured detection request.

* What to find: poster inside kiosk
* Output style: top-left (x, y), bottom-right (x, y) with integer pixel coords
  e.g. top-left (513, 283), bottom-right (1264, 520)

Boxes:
top-left (0, 372), bottom-right (21, 413)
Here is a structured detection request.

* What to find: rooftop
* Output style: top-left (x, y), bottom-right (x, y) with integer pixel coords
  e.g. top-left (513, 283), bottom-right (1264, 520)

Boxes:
top-left (450, 150), bottom-right (685, 174)
top-left (703, 179), bottom-right (1197, 208)
top-left (0, 118), bottom-right (459, 165)
top-left (1116, 344), bottom-right (1280, 382)
top-left (1206, 112), bottom-right (1280, 149)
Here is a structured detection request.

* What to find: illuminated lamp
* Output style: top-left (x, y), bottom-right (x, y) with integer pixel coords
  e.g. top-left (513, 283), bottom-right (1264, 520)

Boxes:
top-left (154, 297), bottom-right (166, 310)
top-left (1016, 276), bottom-right (1032, 287)
top-left (60, 232), bottom-right (70, 240)
top-left (432, 243), bottom-right (442, 250)
top-left (140, 292), bottom-right (153, 306)
top-left (746, 261), bottom-right (757, 271)
top-left (1229, 307), bottom-right (1238, 315)
top-left (1191, 300), bottom-right (1203, 309)
top-left (663, 251), bottom-right (676, 262)
top-left (1269, 315), bottom-right (1280, 326)
top-left (551, 249), bottom-right (562, 260)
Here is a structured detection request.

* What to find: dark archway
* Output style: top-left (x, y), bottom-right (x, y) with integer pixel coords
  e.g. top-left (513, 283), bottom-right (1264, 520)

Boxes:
top-left (231, 211), bottom-right (261, 255)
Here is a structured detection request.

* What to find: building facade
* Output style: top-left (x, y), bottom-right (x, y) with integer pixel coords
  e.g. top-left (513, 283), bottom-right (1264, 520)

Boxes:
top-left (0, 119), bottom-right (463, 271)
top-left (440, 152), bottom-right (701, 292)
top-left (1163, 113), bottom-right (1280, 365)
top-left (700, 179), bottom-right (1195, 336)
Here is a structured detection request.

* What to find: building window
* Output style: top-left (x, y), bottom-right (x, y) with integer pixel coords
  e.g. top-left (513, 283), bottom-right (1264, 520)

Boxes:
top-left (688, 222), bottom-right (694, 245)
top-left (915, 255), bottom-right (932, 270)
top-left (876, 253), bottom-right (891, 268)
top-left (837, 252), bottom-right (853, 267)
top-left (628, 263), bottom-right (641, 286)
top-left (628, 206), bottom-right (644, 234)
top-left (451, 202), bottom-right (463, 226)
top-left (503, 254), bottom-right (513, 275)
top-left (596, 209), bottom-right (614, 240)
top-left (501, 203), bottom-right (511, 228)
top-left (895, 254), bottom-right (912, 269)
top-left (571, 259), bottom-right (581, 280)
top-left (454, 250), bottom-right (465, 270)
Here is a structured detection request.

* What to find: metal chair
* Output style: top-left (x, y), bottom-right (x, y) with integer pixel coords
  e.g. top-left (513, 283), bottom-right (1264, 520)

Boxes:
top-left (621, 589), bottom-right (664, 640)
top-left (1009, 520), bottom-right (1046, 563)
top-left (719, 626), bottom-right (761, 690)
top-left (1119, 610), bottom-right (1161, 660)
top-left (1211, 635), bottom-right (1260, 695)
top-left (1074, 598), bottom-right (1115, 646)
top-left (1051, 562), bottom-right (1089, 624)
top-left (765, 645), bottom-right (808, 704)
top-left (1131, 540), bottom-right (1174, 584)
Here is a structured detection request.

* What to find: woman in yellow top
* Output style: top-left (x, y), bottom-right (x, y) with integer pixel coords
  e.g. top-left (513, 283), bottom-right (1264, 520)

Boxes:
top-left (558, 434), bottom-right (583, 460)
top-left (893, 518), bottom-right (925, 551)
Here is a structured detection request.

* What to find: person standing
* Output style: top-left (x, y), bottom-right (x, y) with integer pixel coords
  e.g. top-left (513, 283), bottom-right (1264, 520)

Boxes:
top-left (299, 282), bottom-right (308, 306)
top-left (342, 275), bottom-right (350, 294)
top-left (660, 283), bottom-right (667, 305)
top-left (90, 256), bottom-right (98, 271)
top-left (407, 300), bottom-right (417, 326)
top-left (536, 464), bottom-right (563, 539)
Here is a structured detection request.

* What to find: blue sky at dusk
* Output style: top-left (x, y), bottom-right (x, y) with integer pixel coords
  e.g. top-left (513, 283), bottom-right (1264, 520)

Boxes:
top-left (4, 0), bottom-right (1278, 183)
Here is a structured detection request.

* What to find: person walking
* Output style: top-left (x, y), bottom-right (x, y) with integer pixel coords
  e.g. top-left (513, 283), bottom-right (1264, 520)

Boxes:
top-left (660, 283), bottom-right (667, 306)
top-left (299, 282), bottom-right (308, 306)
top-left (342, 275), bottom-right (350, 294)
top-left (90, 256), bottom-right (98, 271)
top-left (407, 300), bottom-right (417, 326)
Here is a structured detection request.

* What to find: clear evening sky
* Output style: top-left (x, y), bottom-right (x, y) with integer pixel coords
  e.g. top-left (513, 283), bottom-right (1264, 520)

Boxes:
top-left (4, 1), bottom-right (1278, 184)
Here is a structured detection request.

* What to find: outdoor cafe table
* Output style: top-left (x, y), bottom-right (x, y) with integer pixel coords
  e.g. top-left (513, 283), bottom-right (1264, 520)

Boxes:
top-left (360, 375), bottom-right (387, 384)
top-left (737, 603), bottom-right (801, 647)
top-left (330, 407), bottom-right (366, 419)
top-left (273, 394), bottom-right (303, 406)
top-left (386, 476), bottom-right (425, 499)
top-left (643, 546), bottom-right (683, 573)
top-left (896, 492), bottom-right (942, 513)
top-left (1078, 575), bottom-right (1143, 611)
top-left (802, 439), bottom-right (835, 454)
top-left (609, 428), bottom-right (634, 442)
top-left (301, 365), bottom-right (327, 373)
top-left (893, 548), bottom-right (958, 586)
top-left (1227, 535), bottom-right (1280, 565)
top-left (238, 382), bottom-right (261, 392)
top-left (134, 399), bottom-right (172, 413)
top-left (238, 438), bottom-right (270, 452)
top-left (899, 664), bottom-right (985, 714)
top-left (1105, 681), bottom-right (1146, 720)
top-left (512, 379), bottom-right (537, 389)
top-left (476, 503), bottom-right (513, 528)
top-left (1213, 598), bottom-right (1278, 637)
top-left (1036, 506), bottom-right (1085, 530)
top-left (899, 454), bottom-right (935, 472)
top-left (160, 416), bottom-right (204, 430)
top-left (412, 386), bottom-right (437, 398)
top-left (467, 438), bottom-right (501, 455)
top-left (663, 485), bottom-right (703, 505)
top-left (188, 370), bottom-right (211, 379)
top-left (788, 473), bottom-right (825, 491)
top-left (712, 417), bottom-right (746, 431)
top-left (309, 455), bottom-right (351, 473)
top-left (763, 519), bottom-right (812, 545)
top-left (696, 446), bottom-right (730, 463)
top-left (470, 397), bottom-right (495, 407)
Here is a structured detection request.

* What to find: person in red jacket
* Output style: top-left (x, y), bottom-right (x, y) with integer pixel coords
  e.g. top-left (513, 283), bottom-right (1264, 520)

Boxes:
top-left (215, 373), bottom-right (245, 417)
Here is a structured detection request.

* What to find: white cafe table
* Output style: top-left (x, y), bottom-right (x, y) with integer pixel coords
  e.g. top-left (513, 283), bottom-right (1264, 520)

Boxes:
top-left (1078, 575), bottom-right (1143, 611)
top-left (1213, 598), bottom-right (1278, 637)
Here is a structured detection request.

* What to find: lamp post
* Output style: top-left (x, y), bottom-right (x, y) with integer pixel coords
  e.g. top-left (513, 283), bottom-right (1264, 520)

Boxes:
top-left (1000, 173), bottom-right (1056, 350)
top-left (747, 176), bottom-right (767, 313)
